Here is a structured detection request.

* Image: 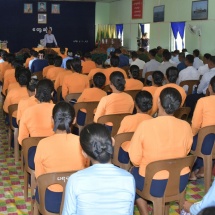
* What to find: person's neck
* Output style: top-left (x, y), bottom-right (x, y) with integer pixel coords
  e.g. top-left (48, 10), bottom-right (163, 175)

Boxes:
top-left (55, 129), bottom-right (68, 134)
top-left (90, 159), bottom-right (111, 165)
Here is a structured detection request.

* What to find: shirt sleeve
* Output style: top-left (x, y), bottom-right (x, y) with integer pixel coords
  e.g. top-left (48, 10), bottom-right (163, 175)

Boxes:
top-left (62, 175), bottom-right (77, 215)
top-left (53, 35), bottom-right (57, 46)
top-left (18, 111), bottom-right (30, 145)
top-left (190, 179), bottom-right (215, 215)
top-left (44, 34), bottom-right (47, 46)
top-left (94, 97), bottom-right (107, 122)
top-left (197, 73), bottom-right (208, 94)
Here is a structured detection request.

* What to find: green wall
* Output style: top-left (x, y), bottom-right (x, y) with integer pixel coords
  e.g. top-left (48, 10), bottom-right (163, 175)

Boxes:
top-left (103, 0), bottom-right (215, 54)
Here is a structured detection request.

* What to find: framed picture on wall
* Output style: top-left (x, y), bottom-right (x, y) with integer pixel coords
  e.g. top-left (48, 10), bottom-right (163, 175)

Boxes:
top-left (191, 0), bottom-right (208, 20)
top-left (153, 5), bottom-right (165, 22)
top-left (38, 2), bottom-right (47, 12)
top-left (38, 14), bottom-right (47, 24)
top-left (24, 3), bottom-right (33, 14)
top-left (51, 4), bottom-right (60, 14)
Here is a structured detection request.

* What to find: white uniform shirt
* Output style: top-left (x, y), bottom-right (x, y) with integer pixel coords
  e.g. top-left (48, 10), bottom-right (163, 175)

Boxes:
top-left (158, 61), bottom-right (176, 75)
top-left (193, 57), bottom-right (204, 70)
top-left (198, 64), bottom-right (209, 76)
top-left (143, 59), bottom-right (160, 78)
top-left (130, 58), bottom-right (145, 70)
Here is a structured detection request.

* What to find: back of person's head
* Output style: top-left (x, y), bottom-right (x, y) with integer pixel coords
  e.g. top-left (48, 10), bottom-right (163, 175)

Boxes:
top-left (179, 52), bottom-right (185, 59)
top-left (160, 87), bottom-right (182, 114)
top-left (209, 76), bottom-right (215, 93)
top-left (7, 53), bottom-right (15, 64)
top-left (71, 58), bottom-right (82, 73)
top-left (131, 51), bottom-right (138, 59)
top-left (35, 79), bottom-right (54, 102)
top-left (95, 57), bottom-right (103, 66)
top-left (130, 65), bottom-right (140, 79)
top-left (193, 49), bottom-right (200, 57)
top-left (138, 48), bottom-right (144, 53)
top-left (54, 56), bottom-right (62, 67)
top-left (12, 59), bottom-right (22, 69)
top-left (23, 52), bottom-right (30, 61)
top-left (15, 66), bottom-right (24, 80)
top-left (16, 68), bottom-right (31, 86)
top-left (84, 52), bottom-right (92, 59)
top-left (66, 59), bottom-right (72, 70)
top-left (162, 49), bottom-right (171, 61)
top-left (28, 78), bottom-right (39, 92)
top-left (80, 123), bottom-right (113, 163)
top-left (52, 101), bottom-right (75, 133)
top-left (67, 49), bottom-right (73, 57)
top-left (93, 72), bottom-right (106, 89)
top-left (204, 53), bottom-right (211, 60)
top-left (47, 54), bottom-right (55, 65)
top-left (152, 71), bottom-right (164, 86)
top-left (149, 49), bottom-right (157, 57)
top-left (197, 207), bottom-right (215, 215)
top-left (186, 54), bottom-right (194, 64)
top-left (110, 71), bottom-right (125, 91)
top-left (110, 55), bottom-right (120, 67)
top-left (135, 91), bottom-right (152, 113)
top-left (166, 67), bottom-right (179, 83)
top-left (182, 48), bottom-right (187, 53)
top-left (60, 47), bottom-right (65, 54)
top-left (32, 51), bottom-right (38, 58)
top-left (114, 48), bottom-right (121, 54)
top-left (209, 56), bottom-right (215, 66)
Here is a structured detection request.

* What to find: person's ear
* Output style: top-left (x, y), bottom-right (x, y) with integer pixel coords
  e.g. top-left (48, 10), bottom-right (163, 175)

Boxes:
top-left (82, 150), bottom-right (88, 158)
top-left (72, 117), bottom-right (76, 125)
top-left (111, 137), bottom-right (115, 147)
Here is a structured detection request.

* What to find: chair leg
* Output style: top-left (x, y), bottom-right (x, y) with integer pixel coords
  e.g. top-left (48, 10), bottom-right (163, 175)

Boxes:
top-left (31, 172), bottom-right (36, 198)
top-left (153, 199), bottom-right (164, 215)
top-left (8, 127), bottom-right (12, 150)
top-left (164, 203), bottom-right (170, 215)
top-left (24, 170), bottom-right (29, 201)
top-left (14, 128), bottom-right (19, 162)
top-left (21, 150), bottom-right (24, 172)
top-left (203, 156), bottom-right (212, 193)
top-left (33, 201), bottom-right (40, 215)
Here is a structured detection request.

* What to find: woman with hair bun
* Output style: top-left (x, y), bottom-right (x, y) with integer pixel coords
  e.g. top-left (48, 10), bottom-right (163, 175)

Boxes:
top-left (34, 101), bottom-right (88, 213)
top-left (128, 87), bottom-right (193, 215)
top-left (62, 123), bottom-right (135, 215)
top-left (94, 71), bottom-right (134, 122)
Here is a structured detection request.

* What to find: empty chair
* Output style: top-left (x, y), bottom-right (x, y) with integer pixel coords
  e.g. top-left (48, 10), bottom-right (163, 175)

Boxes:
top-left (179, 80), bottom-right (199, 95)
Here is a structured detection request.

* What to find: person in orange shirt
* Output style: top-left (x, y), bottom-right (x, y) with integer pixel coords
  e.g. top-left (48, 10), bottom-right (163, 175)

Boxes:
top-left (3, 68), bottom-right (31, 128)
top-left (151, 66), bottom-right (186, 115)
top-left (25, 50), bottom-right (34, 68)
top-left (125, 65), bottom-right (144, 91)
top-left (128, 87), bottom-right (193, 215)
top-left (87, 57), bottom-right (105, 83)
top-left (16, 78), bottom-right (39, 124)
top-left (189, 76), bottom-right (215, 180)
top-left (82, 52), bottom-right (96, 74)
top-left (34, 101), bottom-right (88, 213)
top-left (62, 58), bottom-right (89, 99)
top-left (94, 71), bottom-right (134, 122)
top-left (142, 70), bottom-right (164, 98)
top-left (42, 54), bottom-right (55, 77)
top-left (103, 56), bottom-right (128, 86)
top-left (46, 56), bottom-right (65, 81)
top-left (58, 47), bottom-right (67, 59)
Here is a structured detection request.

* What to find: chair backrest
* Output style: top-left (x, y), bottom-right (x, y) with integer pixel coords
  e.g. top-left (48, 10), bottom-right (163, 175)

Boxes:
top-left (103, 85), bottom-right (112, 93)
top-left (179, 80), bottom-right (199, 95)
top-left (32, 71), bottom-right (43, 80)
top-left (112, 132), bottom-right (134, 170)
top-left (136, 155), bottom-right (196, 203)
top-left (56, 86), bottom-right (62, 103)
top-left (173, 107), bottom-right (191, 121)
top-left (97, 113), bottom-right (131, 137)
top-left (121, 66), bottom-right (130, 77)
top-left (124, 90), bottom-right (140, 100)
top-left (36, 171), bottom-right (76, 215)
top-left (65, 93), bottom-right (81, 103)
top-left (22, 137), bottom-right (46, 173)
top-left (74, 101), bottom-right (99, 125)
top-left (144, 71), bottom-right (153, 86)
top-left (8, 104), bottom-right (18, 130)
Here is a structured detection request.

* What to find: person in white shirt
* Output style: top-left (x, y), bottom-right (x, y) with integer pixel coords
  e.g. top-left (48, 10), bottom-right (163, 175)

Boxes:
top-left (193, 49), bottom-right (204, 70)
top-left (142, 49), bottom-right (160, 83)
top-left (198, 53), bottom-right (211, 76)
top-left (171, 50), bottom-right (180, 65)
top-left (182, 48), bottom-right (190, 57)
top-left (130, 51), bottom-right (145, 70)
top-left (158, 49), bottom-right (176, 75)
top-left (44, 29), bottom-right (58, 48)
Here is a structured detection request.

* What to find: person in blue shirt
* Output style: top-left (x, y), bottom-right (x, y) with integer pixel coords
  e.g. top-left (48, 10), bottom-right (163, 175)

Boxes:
top-left (62, 123), bottom-right (135, 215)
top-left (61, 49), bottom-right (73, 69)
top-left (115, 48), bottom-right (129, 68)
top-left (31, 50), bottom-right (48, 73)
top-left (177, 52), bottom-right (187, 72)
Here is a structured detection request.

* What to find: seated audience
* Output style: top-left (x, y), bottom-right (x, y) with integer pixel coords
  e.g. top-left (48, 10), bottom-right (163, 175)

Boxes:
top-left (137, 48), bottom-right (150, 63)
top-left (177, 52), bottom-right (187, 72)
top-left (82, 52), bottom-right (96, 74)
top-left (155, 46), bottom-right (163, 63)
top-left (31, 50), bottom-right (48, 73)
top-left (61, 49), bottom-right (73, 69)
top-left (29, 51), bottom-right (38, 71)
top-left (62, 123), bottom-right (135, 215)
top-left (42, 54), bottom-right (55, 77)
top-left (115, 48), bottom-right (129, 68)
top-left (130, 51), bottom-right (145, 70)
top-left (88, 57), bottom-right (105, 82)
top-left (171, 50), bottom-right (180, 65)
top-left (59, 47), bottom-right (67, 59)
top-left (34, 101), bottom-right (89, 213)
top-left (128, 87), bottom-right (193, 215)
top-left (193, 49), bottom-right (204, 70)
top-left (198, 53), bottom-right (211, 76)
top-left (25, 49), bottom-right (34, 68)
top-left (94, 71), bottom-right (134, 122)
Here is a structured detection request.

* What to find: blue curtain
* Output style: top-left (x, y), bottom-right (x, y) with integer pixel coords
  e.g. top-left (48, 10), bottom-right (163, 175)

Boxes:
top-left (139, 24), bottom-right (144, 36)
top-left (171, 22), bottom-right (185, 50)
top-left (116, 24), bottom-right (123, 38)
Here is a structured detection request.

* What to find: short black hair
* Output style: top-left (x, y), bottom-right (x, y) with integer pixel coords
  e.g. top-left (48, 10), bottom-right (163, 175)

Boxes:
top-left (80, 123), bottom-right (113, 163)
top-left (110, 71), bottom-right (125, 91)
top-left (84, 52), bottom-right (92, 59)
top-left (60, 47), bottom-right (65, 54)
top-left (186, 54), bottom-right (194, 64)
top-left (166, 67), bottom-right (179, 83)
top-left (54, 56), bottom-right (62, 67)
top-left (110, 56), bottom-right (120, 67)
top-left (27, 78), bottom-right (39, 92)
top-left (66, 59), bottom-right (72, 70)
top-left (209, 56), bottom-right (215, 65)
top-left (197, 207), bottom-right (215, 215)
top-left (193, 49), bottom-right (200, 57)
top-left (95, 57), bottom-right (103, 66)
top-left (93, 72), bottom-right (106, 89)
top-left (162, 49), bottom-right (171, 61)
top-left (131, 51), bottom-right (138, 58)
top-left (179, 52), bottom-right (185, 58)
top-left (16, 68), bottom-right (31, 86)
top-left (149, 49), bottom-right (157, 57)
top-left (135, 91), bottom-right (152, 113)
top-left (152, 71), bottom-right (164, 86)
top-left (130, 65), bottom-right (139, 79)
top-left (114, 48), bottom-right (121, 54)
top-left (71, 58), bottom-right (82, 73)
top-left (209, 75), bottom-right (215, 93)
top-left (204, 53), bottom-right (211, 60)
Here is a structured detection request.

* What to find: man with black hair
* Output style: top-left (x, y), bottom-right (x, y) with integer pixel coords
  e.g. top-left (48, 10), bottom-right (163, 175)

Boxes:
top-left (114, 48), bottom-right (129, 68)
top-left (130, 51), bottom-right (145, 70)
top-left (193, 49), bottom-right (203, 70)
top-left (177, 52), bottom-right (187, 72)
top-left (88, 57), bottom-right (105, 81)
top-left (198, 53), bottom-right (211, 76)
top-left (31, 50), bottom-right (48, 73)
top-left (82, 52), bottom-right (96, 74)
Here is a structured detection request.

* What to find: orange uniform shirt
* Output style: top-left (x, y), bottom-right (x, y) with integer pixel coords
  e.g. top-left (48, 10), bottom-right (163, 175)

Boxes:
top-left (46, 67), bottom-right (65, 81)
top-left (16, 96), bottom-right (38, 124)
top-left (62, 72), bottom-right (90, 99)
top-left (54, 70), bottom-right (71, 91)
top-left (124, 79), bottom-right (144, 91)
top-left (94, 92), bottom-right (134, 122)
top-left (82, 60), bottom-right (96, 74)
top-left (103, 67), bottom-right (127, 86)
top-left (7, 82), bottom-right (20, 92)
top-left (34, 133), bottom-right (89, 192)
top-left (0, 62), bottom-right (12, 82)
top-left (42, 65), bottom-right (55, 77)
top-left (192, 95), bottom-right (215, 136)
top-left (151, 83), bottom-right (187, 116)
top-left (18, 103), bottom-right (55, 145)
top-left (128, 116), bottom-right (193, 179)
top-left (88, 68), bottom-right (105, 81)
top-left (25, 56), bottom-right (34, 68)
top-left (2, 69), bottom-right (16, 95)
top-left (142, 86), bottom-right (158, 96)
top-left (3, 86), bottom-right (29, 117)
